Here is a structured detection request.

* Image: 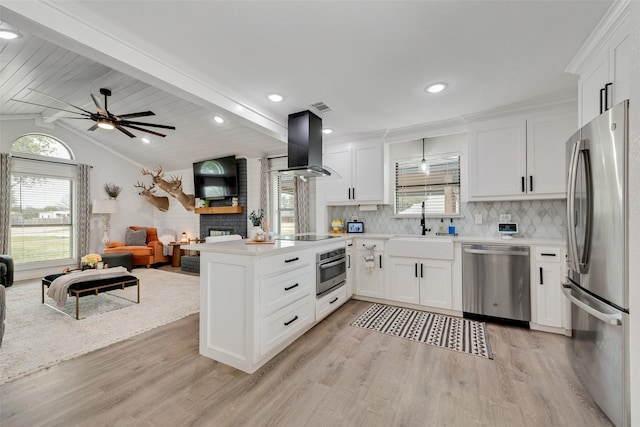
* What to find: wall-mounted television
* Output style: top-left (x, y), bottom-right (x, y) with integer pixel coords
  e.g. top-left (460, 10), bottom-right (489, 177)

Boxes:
top-left (193, 155), bottom-right (238, 200)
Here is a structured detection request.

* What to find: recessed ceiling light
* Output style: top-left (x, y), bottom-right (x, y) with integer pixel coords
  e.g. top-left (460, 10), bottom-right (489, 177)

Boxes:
top-left (426, 83), bottom-right (447, 93)
top-left (141, 137), bottom-right (151, 144)
top-left (268, 94), bottom-right (284, 102)
top-left (425, 82), bottom-right (447, 94)
top-left (213, 116), bottom-right (225, 124)
top-left (322, 128), bottom-right (333, 135)
top-left (0, 29), bottom-right (20, 40)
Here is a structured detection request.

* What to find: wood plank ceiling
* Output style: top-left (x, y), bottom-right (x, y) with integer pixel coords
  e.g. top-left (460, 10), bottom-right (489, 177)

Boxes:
top-left (0, 33), bottom-right (287, 171)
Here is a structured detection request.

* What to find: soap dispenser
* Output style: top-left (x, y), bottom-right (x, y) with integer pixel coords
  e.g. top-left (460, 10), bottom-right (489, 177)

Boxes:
top-left (448, 219), bottom-right (456, 235)
top-left (438, 218), bottom-right (446, 234)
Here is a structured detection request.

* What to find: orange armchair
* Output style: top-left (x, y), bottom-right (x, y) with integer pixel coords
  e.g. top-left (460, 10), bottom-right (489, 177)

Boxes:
top-left (104, 226), bottom-right (170, 268)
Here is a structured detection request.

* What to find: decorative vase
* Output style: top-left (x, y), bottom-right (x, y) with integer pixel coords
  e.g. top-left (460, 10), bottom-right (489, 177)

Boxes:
top-left (250, 226), bottom-right (264, 241)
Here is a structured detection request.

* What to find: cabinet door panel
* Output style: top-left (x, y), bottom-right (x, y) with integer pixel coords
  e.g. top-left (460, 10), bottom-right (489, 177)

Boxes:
top-left (468, 120), bottom-right (527, 198)
top-left (387, 257), bottom-right (420, 304)
top-left (354, 251), bottom-right (384, 298)
top-left (526, 114), bottom-right (575, 196)
top-left (610, 29), bottom-right (630, 106)
top-left (535, 262), bottom-right (563, 328)
top-left (353, 144), bottom-right (384, 202)
top-left (324, 147), bottom-right (352, 203)
top-left (420, 260), bottom-right (452, 309)
top-left (578, 57), bottom-right (609, 127)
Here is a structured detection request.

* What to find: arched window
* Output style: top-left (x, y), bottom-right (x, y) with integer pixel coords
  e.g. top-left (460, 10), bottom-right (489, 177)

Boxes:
top-left (10, 134), bottom-right (76, 266)
top-left (11, 133), bottom-right (73, 160)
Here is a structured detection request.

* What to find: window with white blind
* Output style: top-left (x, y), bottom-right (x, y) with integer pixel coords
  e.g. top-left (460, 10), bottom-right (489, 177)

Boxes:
top-left (10, 134), bottom-right (76, 266)
top-left (394, 154), bottom-right (461, 217)
top-left (268, 157), bottom-right (296, 235)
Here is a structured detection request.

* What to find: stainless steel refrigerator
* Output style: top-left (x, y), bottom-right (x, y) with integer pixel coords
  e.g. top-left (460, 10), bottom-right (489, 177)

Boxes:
top-left (563, 100), bottom-right (629, 427)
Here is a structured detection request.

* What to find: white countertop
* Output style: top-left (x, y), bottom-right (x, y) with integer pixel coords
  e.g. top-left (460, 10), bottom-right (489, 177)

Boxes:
top-left (183, 233), bottom-right (564, 256)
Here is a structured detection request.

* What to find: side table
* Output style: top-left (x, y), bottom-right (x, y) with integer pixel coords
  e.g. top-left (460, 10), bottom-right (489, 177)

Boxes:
top-left (168, 242), bottom-right (183, 267)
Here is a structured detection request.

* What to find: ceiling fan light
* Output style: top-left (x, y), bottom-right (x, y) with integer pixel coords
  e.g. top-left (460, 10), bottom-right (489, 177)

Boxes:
top-left (97, 118), bottom-right (115, 130)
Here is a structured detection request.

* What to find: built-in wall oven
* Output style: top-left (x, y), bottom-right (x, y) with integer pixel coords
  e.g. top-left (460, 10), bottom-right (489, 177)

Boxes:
top-left (316, 247), bottom-right (346, 297)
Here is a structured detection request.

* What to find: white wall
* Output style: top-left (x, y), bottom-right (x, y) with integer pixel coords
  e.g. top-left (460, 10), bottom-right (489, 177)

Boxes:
top-left (1, 118), bottom-right (155, 280)
top-left (152, 167), bottom-right (199, 240)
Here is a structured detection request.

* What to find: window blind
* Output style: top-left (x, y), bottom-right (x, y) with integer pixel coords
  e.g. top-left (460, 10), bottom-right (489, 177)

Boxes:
top-left (395, 155), bottom-right (460, 216)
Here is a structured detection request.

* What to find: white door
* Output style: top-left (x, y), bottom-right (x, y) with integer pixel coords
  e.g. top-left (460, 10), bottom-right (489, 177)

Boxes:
top-left (354, 251), bottom-right (384, 298)
top-left (324, 146), bottom-right (352, 203)
top-left (353, 143), bottom-right (384, 202)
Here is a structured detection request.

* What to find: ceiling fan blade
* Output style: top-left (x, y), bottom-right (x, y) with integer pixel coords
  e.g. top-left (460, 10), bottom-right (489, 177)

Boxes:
top-left (115, 124), bottom-right (136, 138)
top-left (91, 94), bottom-right (109, 116)
top-left (121, 123), bottom-right (167, 138)
top-left (119, 120), bottom-right (176, 130)
top-left (9, 98), bottom-right (92, 117)
top-left (117, 111), bottom-right (155, 119)
top-left (27, 88), bottom-right (95, 115)
top-left (87, 124), bottom-right (99, 131)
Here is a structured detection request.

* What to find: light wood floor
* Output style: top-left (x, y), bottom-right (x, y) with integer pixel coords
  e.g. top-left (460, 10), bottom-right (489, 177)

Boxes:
top-left (0, 300), bottom-right (612, 427)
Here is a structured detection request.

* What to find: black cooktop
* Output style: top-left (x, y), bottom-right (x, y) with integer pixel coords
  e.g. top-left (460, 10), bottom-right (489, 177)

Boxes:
top-left (275, 235), bottom-right (340, 242)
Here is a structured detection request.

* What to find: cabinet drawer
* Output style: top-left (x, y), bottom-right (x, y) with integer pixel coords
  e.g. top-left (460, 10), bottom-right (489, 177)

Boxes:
top-left (316, 285), bottom-right (347, 321)
top-left (260, 296), bottom-right (314, 357)
top-left (260, 267), bottom-right (313, 317)
top-left (258, 249), bottom-right (313, 278)
top-left (535, 247), bottom-right (562, 262)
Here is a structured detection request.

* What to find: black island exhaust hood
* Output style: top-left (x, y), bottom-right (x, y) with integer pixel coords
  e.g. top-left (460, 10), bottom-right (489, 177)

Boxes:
top-left (279, 110), bottom-right (332, 177)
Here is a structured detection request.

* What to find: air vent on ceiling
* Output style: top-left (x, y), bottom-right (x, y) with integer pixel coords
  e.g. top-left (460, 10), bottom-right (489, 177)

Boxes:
top-left (309, 101), bottom-right (332, 114)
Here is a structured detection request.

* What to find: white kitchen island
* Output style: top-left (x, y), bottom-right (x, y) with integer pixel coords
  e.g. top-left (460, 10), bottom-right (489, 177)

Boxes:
top-left (183, 237), bottom-right (348, 374)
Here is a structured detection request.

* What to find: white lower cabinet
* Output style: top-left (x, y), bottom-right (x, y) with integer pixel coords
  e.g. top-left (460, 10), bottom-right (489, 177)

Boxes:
top-left (354, 239), bottom-right (385, 298)
top-left (199, 248), bottom-right (316, 374)
top-left (386, 257), bottom-right (453, 310)
top-left (530, 245), bottom-right (568, 333)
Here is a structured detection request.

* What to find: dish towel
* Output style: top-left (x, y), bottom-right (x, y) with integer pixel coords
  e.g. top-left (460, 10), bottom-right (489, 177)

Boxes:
top-left (364, 255), bottom-right (375, 272)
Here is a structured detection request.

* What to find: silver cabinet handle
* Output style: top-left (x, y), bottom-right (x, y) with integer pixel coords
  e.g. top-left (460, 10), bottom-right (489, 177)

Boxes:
top-left (561, 284), bottom-right (621, 326)
top-left (463, 249), bottom-right (529, 256)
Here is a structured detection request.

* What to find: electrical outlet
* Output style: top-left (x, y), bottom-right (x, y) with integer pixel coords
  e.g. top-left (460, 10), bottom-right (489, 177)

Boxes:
top-left (474, 214), bottom-right (483, 224)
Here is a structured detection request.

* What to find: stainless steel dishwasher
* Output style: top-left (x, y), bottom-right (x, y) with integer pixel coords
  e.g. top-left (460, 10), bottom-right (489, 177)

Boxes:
top-left (462, 243), bottom-right (530, 324)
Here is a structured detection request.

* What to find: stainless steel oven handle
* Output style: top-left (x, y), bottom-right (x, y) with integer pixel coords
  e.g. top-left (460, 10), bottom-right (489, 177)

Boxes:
top-left (319, 258), bottom-right (346, 269)
top-left (561, 283), bottom-right (621, 326)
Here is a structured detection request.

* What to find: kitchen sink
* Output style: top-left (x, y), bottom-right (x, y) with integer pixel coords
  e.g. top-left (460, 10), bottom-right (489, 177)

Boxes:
top-left (387, 236), bottom-right (454, 260)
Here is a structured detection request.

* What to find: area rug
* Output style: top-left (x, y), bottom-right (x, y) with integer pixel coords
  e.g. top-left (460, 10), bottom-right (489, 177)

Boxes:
top-left (351, 303), bottom-right (493, 359)
top-left (0, 268), bottom-right (200, 384)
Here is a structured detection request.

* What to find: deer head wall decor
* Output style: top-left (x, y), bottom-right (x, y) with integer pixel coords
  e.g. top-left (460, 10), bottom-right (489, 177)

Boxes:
top-left (134, 181), bottom-right (170, 212)
top-left (141, 167), bottom-right (196, 211)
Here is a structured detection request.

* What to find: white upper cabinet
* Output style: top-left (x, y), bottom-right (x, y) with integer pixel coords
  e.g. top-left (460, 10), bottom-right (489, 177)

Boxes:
top-left (467, 111), bottom-right (575, 201)
top-left (324, 140), bottom-right (387, 205)
top-left (568, 2), bottom-right (630, 126)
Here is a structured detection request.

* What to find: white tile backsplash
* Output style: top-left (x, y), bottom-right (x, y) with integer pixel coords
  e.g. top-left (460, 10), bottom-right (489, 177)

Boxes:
top-left (328, 199), bottom-right (566, 239)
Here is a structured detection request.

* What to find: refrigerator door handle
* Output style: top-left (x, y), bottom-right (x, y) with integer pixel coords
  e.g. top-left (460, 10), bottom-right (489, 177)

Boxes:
top-left (566, 139), bottom-right (593, 274)
top-left (561, 283), bottom-right (622, 326)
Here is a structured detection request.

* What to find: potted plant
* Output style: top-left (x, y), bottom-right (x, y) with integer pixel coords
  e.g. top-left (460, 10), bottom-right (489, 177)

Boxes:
top-left (249, 209), bottom-right (265, 241)
top-left (104, 182), bottom-right (122, 199)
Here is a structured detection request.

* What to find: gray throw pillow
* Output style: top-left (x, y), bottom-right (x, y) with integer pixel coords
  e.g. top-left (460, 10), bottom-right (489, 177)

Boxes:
top-left (125, 228), bottom-right (147, 246)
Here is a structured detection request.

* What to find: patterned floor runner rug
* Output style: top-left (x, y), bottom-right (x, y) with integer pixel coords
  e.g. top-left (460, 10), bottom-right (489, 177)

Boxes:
top-left (352, 303), bottom-right (493, 359)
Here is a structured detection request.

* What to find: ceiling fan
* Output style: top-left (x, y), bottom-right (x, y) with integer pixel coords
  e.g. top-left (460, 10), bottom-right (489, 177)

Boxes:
top-left (11, 88), bottom-right (176, 138)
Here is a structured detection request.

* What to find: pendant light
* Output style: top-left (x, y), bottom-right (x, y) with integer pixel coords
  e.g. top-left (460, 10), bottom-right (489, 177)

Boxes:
top-left (421, 138), bottom-right (429, 174)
